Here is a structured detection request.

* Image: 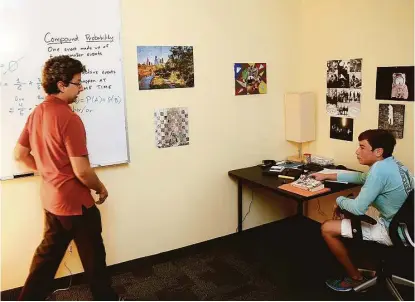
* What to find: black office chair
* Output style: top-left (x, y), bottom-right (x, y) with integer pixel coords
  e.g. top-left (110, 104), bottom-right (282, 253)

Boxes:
top-left (340, 190), bottom-right (414, 300)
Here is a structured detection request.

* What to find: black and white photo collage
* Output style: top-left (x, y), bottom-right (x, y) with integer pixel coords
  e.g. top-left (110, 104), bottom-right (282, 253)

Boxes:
top-left (326, 58), bottom-right (362, 118)
top-left (326, 58), bottom-right (362, 142)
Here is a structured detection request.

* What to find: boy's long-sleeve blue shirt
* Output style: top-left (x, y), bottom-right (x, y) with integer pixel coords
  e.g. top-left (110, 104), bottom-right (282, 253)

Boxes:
top-left (336, 157), bottom-right (413, 226)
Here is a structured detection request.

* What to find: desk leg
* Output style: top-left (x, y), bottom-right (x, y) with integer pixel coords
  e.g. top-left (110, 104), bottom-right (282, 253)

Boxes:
top-left (297, 200), bottom-right (304, 216)
top-left (238, 181), bottom-right (242, 233)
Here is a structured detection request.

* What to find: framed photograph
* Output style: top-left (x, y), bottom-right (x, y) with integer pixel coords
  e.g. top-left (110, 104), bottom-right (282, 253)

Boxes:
top-left (137, 46), bottom-right (194, 90)
top-left (376, 66), bottom-right (414, 101)
top-left (378, 104), bottom-right (405, 139)
top-left (330, 117), bottom-right (354, 142)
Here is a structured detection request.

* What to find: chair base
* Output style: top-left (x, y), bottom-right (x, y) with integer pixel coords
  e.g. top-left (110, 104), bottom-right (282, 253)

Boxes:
top-left (354, 269), bottom-right (414, 301)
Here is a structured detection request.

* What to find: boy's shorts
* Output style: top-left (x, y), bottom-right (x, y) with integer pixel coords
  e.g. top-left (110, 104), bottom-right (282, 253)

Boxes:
top-left (341, 217), bottom-right (392, 246)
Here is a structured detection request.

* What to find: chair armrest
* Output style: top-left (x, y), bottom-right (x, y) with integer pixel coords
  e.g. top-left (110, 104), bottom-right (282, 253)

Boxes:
top-left (340, 209), bottom-right (377, 225)
top-left (336, 193), bottom-right (377, 241)
top-left (338, 208), bottom-right (377, 241)
top-left (398, 223), bottom-right (415, 248)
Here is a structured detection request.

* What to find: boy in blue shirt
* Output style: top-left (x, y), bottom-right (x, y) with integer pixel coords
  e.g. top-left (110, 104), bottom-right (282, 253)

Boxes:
top-left (311, 129), bottom-right (413, 292)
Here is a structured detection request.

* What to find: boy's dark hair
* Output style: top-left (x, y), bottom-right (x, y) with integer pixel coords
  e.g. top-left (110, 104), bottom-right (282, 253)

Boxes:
top-left (358, 129), bottom-right (396, 158)
top-left (42, 55), bottom-right (86, 94)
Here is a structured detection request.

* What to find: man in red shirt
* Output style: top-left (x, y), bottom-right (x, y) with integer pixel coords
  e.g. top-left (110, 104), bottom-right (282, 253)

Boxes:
top-left (14, 55), bottom-right (119, 300)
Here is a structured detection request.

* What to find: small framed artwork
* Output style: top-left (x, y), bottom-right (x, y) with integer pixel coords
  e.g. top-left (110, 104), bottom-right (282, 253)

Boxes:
top-left (330, 117), bottom-right (354, 142)
top-left (154, 107), bottom-right (189, 148)
top-left (234, 63), bottom-right (267, 95)
top-left (376, 66), bottom-right (414, 101)
top-left (378, 104), bottom-right (405, 139)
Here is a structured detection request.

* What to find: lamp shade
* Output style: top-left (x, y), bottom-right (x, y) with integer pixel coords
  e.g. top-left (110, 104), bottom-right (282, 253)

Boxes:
top-left (284, 92), bottom-right (316, 143)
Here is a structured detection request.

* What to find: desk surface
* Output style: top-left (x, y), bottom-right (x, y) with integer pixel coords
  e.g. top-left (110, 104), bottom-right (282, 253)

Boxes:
top-left (228, 165), bottom-right (360, 201)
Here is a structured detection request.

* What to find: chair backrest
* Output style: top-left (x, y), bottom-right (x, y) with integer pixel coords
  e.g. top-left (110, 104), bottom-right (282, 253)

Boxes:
top-left (389, 190), bottom-right (414, 247)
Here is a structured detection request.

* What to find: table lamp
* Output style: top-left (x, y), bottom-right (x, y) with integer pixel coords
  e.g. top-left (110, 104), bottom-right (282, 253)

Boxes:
top-left (284, 92), bottom-right (316, 162)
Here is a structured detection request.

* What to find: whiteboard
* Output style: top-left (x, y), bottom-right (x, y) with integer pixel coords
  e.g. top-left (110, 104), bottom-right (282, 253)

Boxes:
top-left (0, 0), bottom-right (129, 180)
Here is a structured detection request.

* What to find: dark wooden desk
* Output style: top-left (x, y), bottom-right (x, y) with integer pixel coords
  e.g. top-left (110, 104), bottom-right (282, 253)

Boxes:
top-left (228, 165), bottom-right (360, 232)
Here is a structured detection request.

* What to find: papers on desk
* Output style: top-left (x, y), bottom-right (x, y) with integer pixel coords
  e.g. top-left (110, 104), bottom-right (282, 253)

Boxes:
top-left (269, 165), bottom-right (285, 172)
top-left (291, 175), bottom-right (325, 192)
top-left (272, 161), bottom-right (303, 169)
top-left (318, 168), bottom-right (355, 184)
top-left (319, 168), bottom-right (356, 174)
top-left (265, 161), bottom-right (303, 175)
top-left (325, 179), bottom-right (349, 184)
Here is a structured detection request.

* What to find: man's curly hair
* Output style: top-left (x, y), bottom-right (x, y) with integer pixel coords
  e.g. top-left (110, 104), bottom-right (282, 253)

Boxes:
top-left (42, 55), bottom-right (86, 94)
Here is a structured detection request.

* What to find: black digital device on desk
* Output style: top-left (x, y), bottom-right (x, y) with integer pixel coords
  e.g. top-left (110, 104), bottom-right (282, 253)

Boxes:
top-left (260, 159), bottom-right (276, 169)
top-left (302, 163), bottom-right (325, 172)
top-left (283, 168), bottom-right (303, 178)
top-left (262, 167), bottom-right (303, 180)
top-left (302, 163), bottom-right (349, 172)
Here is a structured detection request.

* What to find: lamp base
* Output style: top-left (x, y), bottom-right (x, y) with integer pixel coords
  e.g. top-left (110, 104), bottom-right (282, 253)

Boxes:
top-left (287, 155), bottom-right (304, 163)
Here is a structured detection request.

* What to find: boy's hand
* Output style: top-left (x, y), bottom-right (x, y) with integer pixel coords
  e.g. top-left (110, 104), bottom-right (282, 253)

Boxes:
top-left (310, 173), bottom-right (327, 181)
top-left (332, 204), bottom-right (344, 220)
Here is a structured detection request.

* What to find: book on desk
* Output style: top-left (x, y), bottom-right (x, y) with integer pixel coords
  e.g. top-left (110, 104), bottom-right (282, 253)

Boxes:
top-left (261, 163), bottom-right (332, 196)
top-left (278, 175), bottom-right (330, 197)
top-left (278, 183), bottom-right (331, 197)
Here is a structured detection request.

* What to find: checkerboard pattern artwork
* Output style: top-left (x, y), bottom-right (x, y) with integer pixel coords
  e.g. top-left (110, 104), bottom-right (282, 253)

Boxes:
top-left (154, 107), bottom-right (189, 148)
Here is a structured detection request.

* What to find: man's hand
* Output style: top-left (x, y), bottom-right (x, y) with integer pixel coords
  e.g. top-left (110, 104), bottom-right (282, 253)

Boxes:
top-left (95, 183), bottom-right (108, 205)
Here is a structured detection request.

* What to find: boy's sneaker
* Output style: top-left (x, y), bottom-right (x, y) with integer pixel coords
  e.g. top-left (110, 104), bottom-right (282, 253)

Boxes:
top-left (358, 268), bottom-right (376, 278)
top-left (325, 276), bottom-right (369, 292)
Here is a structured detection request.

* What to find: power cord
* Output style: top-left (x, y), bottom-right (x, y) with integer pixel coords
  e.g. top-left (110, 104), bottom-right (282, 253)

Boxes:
top-left (314, 194), bottom-right (354, 220)
top-left (235, 189), bottom-right (254, 233)
top-left (45, 244), bottom-right (73, 300)
top-left (316, 198), bottom-right (326, 217)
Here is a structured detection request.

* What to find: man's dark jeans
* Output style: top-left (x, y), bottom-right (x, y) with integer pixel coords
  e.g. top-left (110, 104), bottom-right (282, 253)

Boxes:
top-left (18, 205), bottom-right (118, 300)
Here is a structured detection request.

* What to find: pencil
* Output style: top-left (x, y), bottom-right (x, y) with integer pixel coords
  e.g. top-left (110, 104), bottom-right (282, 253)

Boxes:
top-left (278, 175), bottom-right (295, 180)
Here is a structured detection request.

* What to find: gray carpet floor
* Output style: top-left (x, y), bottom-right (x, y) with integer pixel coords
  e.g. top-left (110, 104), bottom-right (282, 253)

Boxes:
top-left (2, 217), bottom-right (414, 300)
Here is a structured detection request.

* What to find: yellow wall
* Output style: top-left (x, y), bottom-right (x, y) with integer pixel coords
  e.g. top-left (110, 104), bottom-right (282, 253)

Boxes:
top-left (1, 0), bottom-right (302, 291)
top-left (300, 0), bottom-right (414, 173)
top-left (1, 0), bottom-right (414, 292)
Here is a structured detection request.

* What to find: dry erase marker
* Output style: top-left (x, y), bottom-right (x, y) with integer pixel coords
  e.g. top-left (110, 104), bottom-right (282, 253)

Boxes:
top-left (278, 175), bottom-right (295, 180)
